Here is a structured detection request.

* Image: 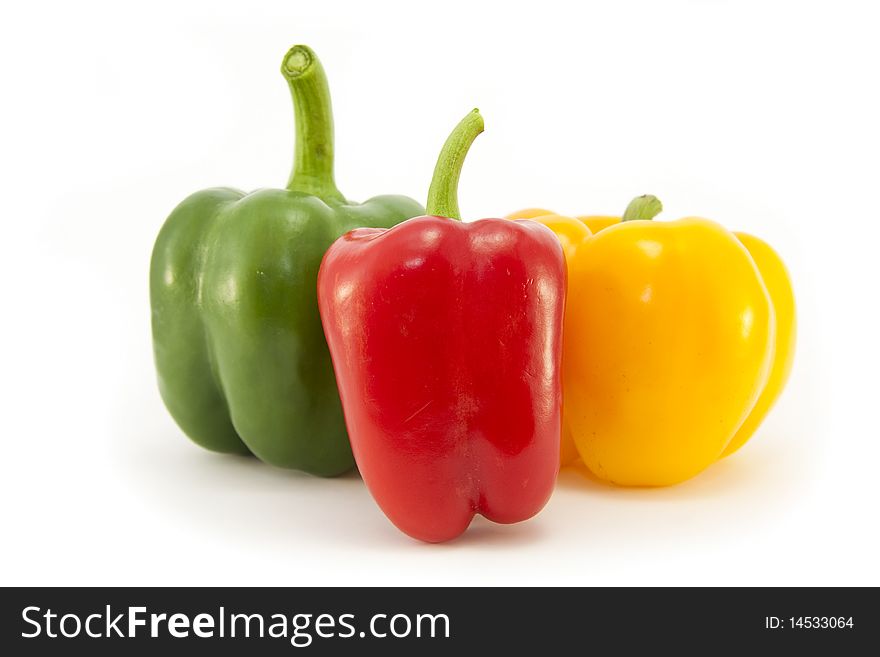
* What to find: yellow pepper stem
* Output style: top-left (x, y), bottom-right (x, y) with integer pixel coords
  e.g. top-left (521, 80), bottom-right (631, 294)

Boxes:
top-left (622, 194), bottom-right (663, 222)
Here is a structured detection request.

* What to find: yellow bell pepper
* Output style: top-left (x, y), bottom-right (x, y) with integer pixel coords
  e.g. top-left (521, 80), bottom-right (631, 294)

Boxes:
top-left (507, 196), bottom-right (796, 486)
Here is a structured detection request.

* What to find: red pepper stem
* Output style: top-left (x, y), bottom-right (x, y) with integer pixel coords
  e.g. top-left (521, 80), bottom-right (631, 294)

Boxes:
top-left (425, 109), bottom-right (484, 220)
top-left (621, 195), bottom-right (663, 222)
top-left (281, 45), bottom-right (345, 202)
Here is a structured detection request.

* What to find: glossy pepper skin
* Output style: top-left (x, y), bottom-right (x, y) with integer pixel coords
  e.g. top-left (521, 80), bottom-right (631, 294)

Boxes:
top-left (319, 111), bottom-right (565, 541)
top-left (150, 46), bottom-right (423, 475)
top-left (507, 197), bottom-right (796, 486)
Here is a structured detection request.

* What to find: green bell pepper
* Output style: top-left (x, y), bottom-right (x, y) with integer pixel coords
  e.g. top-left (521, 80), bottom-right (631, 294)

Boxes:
top-left (150, 45), bottom-right (423, 475)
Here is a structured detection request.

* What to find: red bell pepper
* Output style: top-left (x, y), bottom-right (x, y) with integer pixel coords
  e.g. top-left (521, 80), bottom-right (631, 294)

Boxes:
top-left (318, 110), bottom-right (565, 542)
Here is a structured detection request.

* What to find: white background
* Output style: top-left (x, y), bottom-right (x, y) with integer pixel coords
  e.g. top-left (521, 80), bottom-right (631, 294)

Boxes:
top-left (2, 0), bottom-right (878, 586)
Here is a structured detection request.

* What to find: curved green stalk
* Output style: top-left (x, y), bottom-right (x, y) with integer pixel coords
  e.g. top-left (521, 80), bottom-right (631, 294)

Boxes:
top-left (425, 109), bottom-right (484, 220)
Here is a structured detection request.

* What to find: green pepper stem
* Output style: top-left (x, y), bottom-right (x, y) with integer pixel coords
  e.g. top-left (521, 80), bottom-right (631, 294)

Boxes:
top-left (425, 109), bottom-right (484, 220)
top-left (281, 45), bottom-right (344, 201)
top-left (621, 194), bottom-right (663, 222)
